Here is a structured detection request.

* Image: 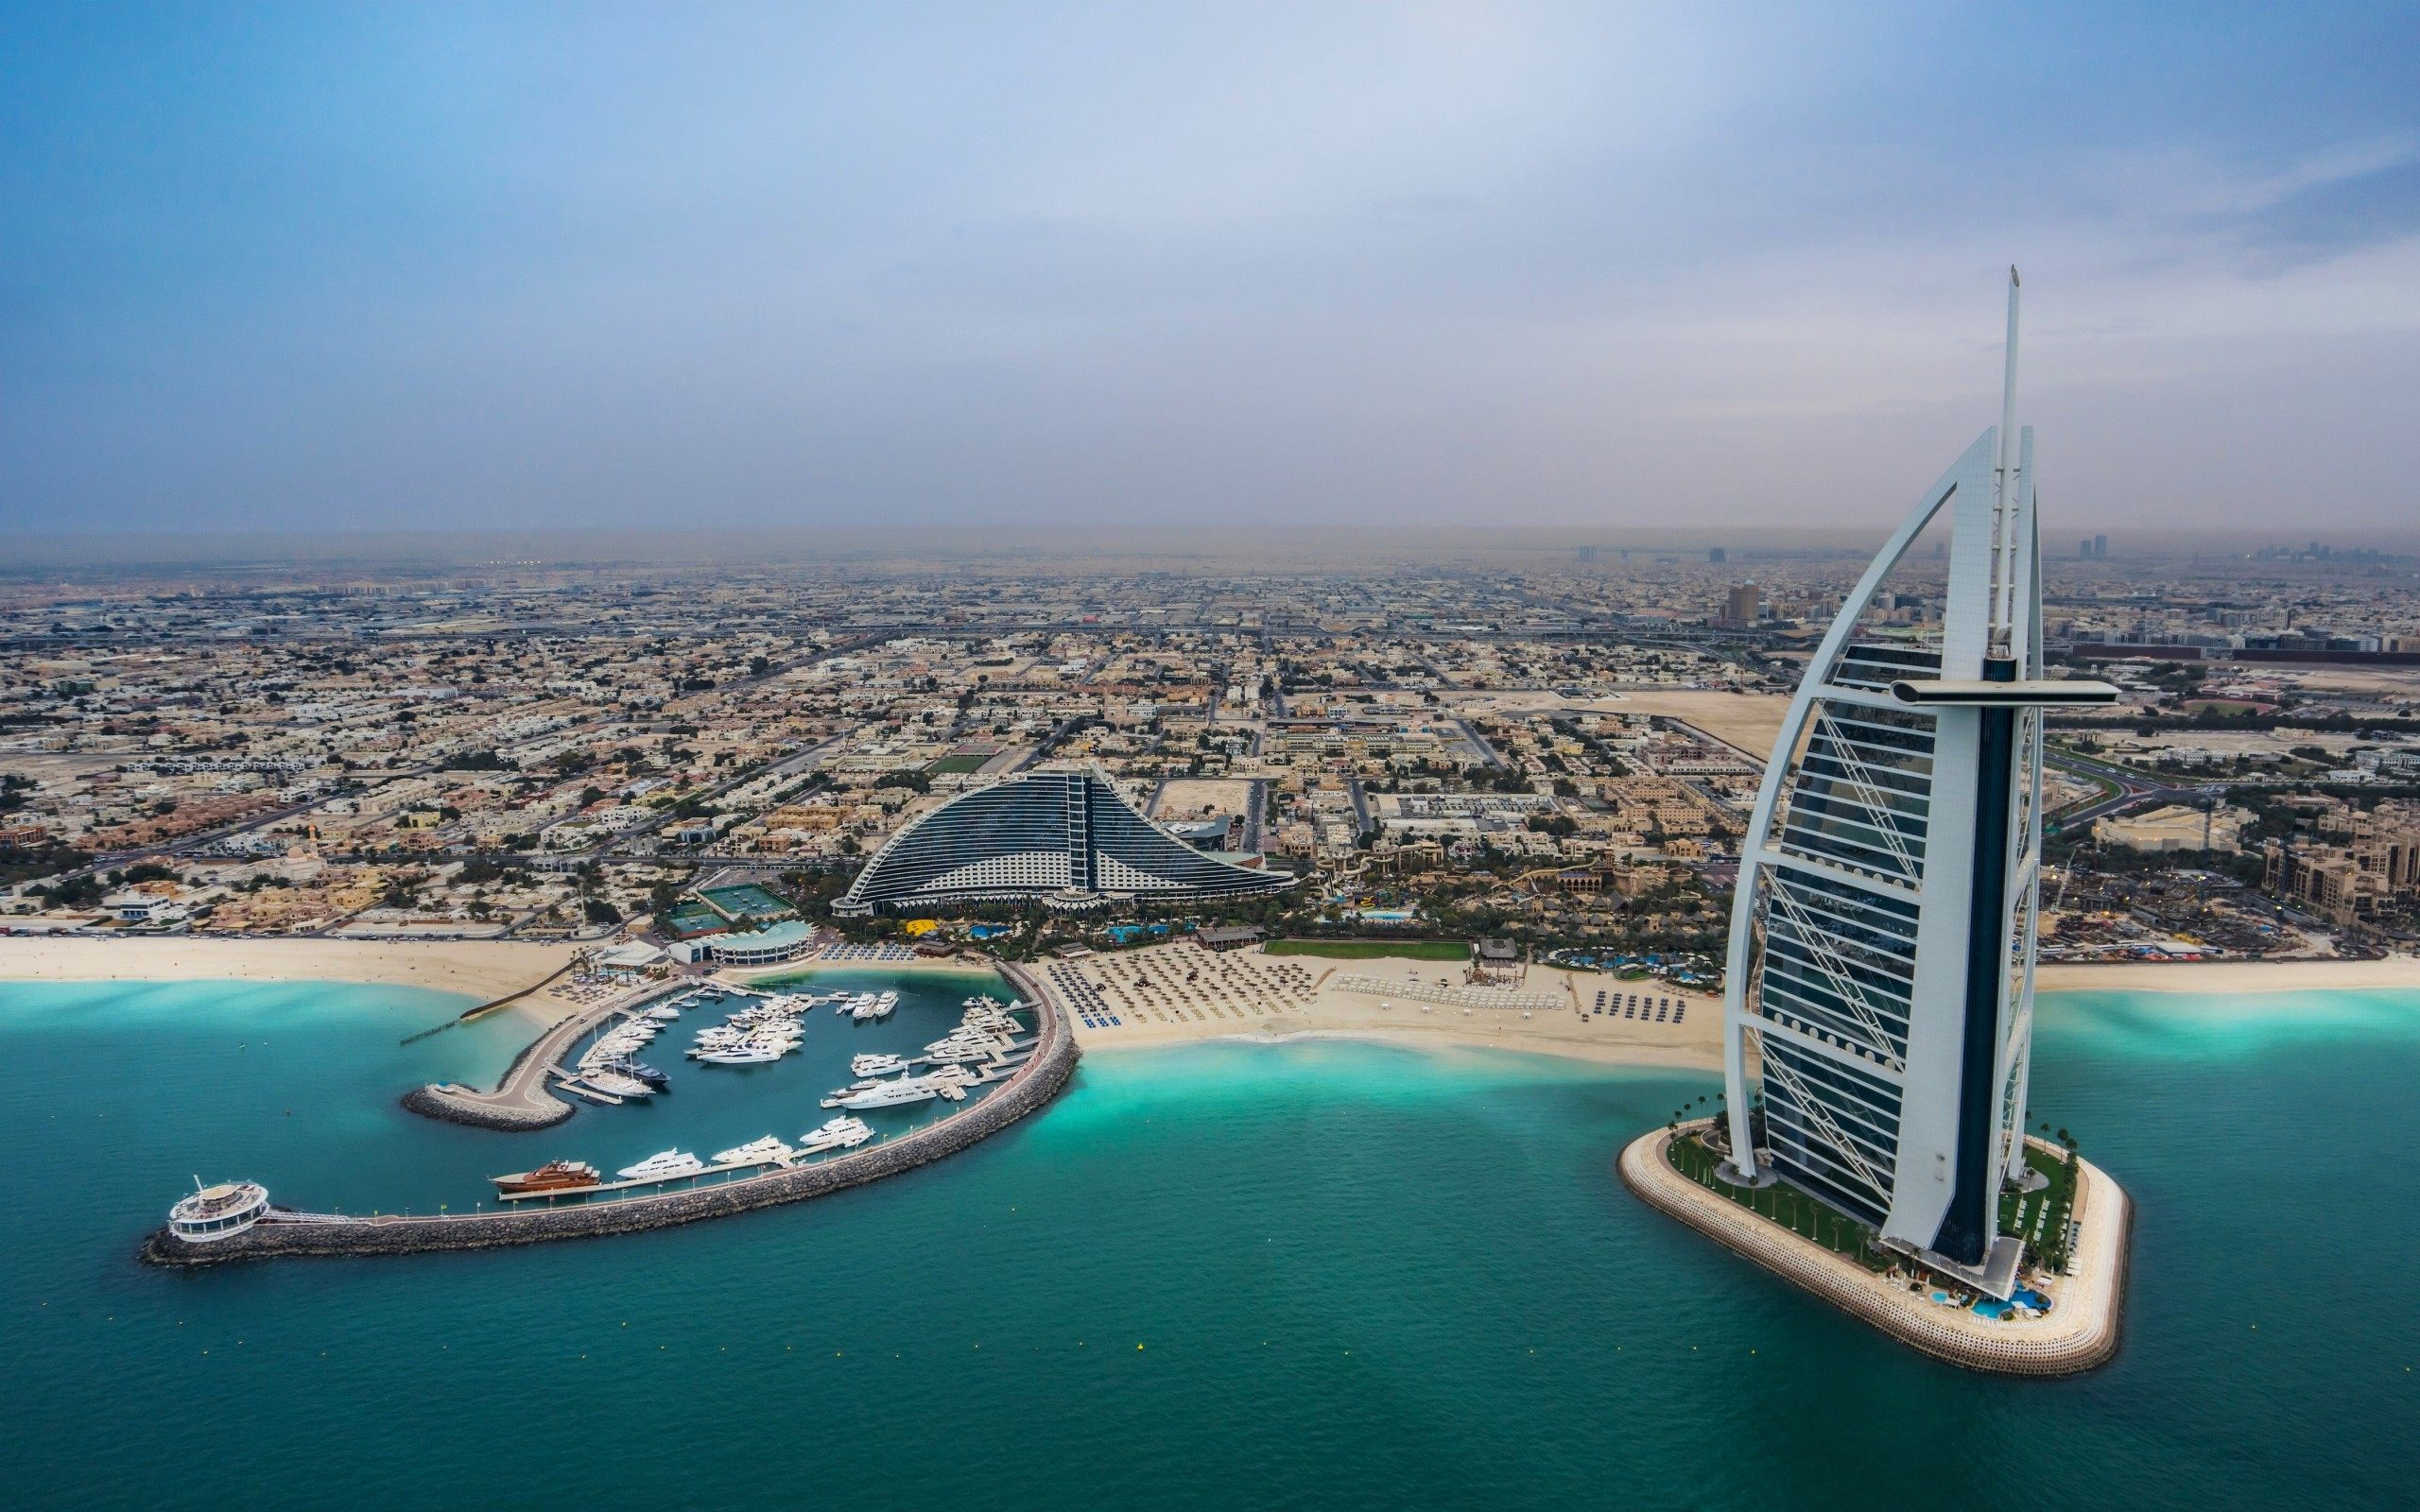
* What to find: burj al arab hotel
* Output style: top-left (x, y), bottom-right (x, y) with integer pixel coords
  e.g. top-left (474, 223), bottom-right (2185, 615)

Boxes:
top-left (1717, 272), bottom-right (2118, 1298)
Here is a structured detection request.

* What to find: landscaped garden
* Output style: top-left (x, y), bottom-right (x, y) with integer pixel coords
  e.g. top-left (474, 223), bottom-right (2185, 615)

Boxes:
top-left (1264, 937), bottom-right (1472, 961)
top-left (1999, 1139), bottom-right (2081, 1273)
top-left (1666, 1127), bottom-right (1888, 1269)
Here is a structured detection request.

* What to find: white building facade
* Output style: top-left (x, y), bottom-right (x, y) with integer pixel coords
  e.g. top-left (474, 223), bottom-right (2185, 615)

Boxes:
top-left (1719, 275), bottom-right (2116, 1295)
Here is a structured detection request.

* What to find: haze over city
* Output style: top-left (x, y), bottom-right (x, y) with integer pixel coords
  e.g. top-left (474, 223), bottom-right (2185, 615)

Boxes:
top-left (8, 1), bottom-right (2420, 538)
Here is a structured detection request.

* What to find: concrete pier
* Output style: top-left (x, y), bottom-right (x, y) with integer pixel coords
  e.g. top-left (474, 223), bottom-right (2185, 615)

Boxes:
top-left (404, 977), bottom-right (701, 1131)
top-left (145, 962), bottom-right (1077, 1265)
top-left (1619, 1121), bottom-right (2130, 1377)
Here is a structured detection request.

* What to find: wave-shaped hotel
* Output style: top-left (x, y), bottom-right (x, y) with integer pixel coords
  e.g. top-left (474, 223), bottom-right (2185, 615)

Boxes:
top-left (1626, 273), bottom-right (2134, 1374)
top-left (834, 765), bottom-right (1294, 916)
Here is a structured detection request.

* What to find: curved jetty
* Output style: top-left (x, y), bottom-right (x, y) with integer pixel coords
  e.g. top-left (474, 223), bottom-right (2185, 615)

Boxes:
top-left (1620, 1122), bottom-right (2129, 1377)
top-left (406, 977), bottom-right (704, 1131)
top-left (142, 964), bottom-right (1075, 1266)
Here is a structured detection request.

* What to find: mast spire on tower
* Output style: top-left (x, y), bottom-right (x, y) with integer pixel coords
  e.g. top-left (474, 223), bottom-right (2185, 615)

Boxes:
top-left (1990, 266), bottom-right (2022, 655)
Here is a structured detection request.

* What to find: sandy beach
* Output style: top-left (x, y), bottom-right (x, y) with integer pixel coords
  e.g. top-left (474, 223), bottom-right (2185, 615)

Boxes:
top-left (1043, 941), bottom-right (1726, 1069)
top-left (2036, 957), bottom-right (2420, 994)
top-left (1045, 943), bottom-right (2420, 1070)
top-left (0, 936), bottom-right (2411, 1073)
top-left (0, 936), bottom-right (583, 1025)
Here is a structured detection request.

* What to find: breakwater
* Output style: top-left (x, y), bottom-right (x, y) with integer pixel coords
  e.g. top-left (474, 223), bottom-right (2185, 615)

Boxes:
top-left (404, 976), bottom-right (702, 1132)
top-left (1619, 1122), bottom-right (2130, 1377)
top-left (142, 963), bottom-right (1075, 1266)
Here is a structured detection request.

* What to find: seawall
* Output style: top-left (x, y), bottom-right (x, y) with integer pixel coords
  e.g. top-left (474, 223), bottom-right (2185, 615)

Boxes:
top-left (143, 962), bottom-right (1076, 1266)
top-left (1619, 1122), bottom-right (2130, 1377)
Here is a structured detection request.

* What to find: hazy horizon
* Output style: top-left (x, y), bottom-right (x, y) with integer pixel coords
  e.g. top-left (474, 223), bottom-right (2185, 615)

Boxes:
top-left (7, 2), bottom-right (2419, 539)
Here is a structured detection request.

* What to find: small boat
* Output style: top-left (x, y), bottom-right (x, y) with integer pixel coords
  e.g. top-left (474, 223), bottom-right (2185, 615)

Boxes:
top-left (852, 1053), bottom-right (909, 1077)
top-left (616, 1148), bottom-right (704, 1181)
top-left (492, 1160), bottom-right (601, 1195)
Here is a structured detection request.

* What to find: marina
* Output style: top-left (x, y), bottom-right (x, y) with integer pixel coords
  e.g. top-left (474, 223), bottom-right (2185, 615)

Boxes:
top-left (143, 962), bottom-right (1076, 1262)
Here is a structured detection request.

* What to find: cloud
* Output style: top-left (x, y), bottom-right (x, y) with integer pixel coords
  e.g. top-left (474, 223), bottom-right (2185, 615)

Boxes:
top-left (2, 2), bottom-right (2417, 537)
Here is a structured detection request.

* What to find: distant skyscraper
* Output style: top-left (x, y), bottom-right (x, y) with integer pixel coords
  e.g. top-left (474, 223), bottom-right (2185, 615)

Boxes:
top-left (2078, 538), bottom-right (2093, 559)
top-left (1708, 546), bottom-right (1727, 564)
top-left (1723, 582), bottom-right (1762, 627)
top-left (2093, 534), bottom-right (2108, 559)
top-left (1577, 544), bottom-right (1598, 565)
top-left (1720, 270), bottom-right (2117, 1297)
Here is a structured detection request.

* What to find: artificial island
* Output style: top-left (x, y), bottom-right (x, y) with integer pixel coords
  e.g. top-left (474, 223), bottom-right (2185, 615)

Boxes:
top-left (1622, 273), bottom-right (2134, 1374)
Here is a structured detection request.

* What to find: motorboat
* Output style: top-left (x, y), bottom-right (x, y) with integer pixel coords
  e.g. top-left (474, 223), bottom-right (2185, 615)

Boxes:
top-left (852, 1053), bottom-right (909, 1077)
top-left (615, 1148), bottom-right (705, 1181)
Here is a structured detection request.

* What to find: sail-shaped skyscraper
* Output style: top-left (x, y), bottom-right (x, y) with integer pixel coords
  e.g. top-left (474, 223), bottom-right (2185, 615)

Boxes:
top-left (1716, 272), bottom-right (2117, 1297)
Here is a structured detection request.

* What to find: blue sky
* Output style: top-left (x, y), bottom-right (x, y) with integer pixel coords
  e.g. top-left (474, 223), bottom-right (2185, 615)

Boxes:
top-left (5, 2), bottom-right (2418, 538)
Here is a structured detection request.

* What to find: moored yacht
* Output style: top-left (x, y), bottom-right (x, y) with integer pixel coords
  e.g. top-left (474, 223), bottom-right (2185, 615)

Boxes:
top-left (852, 1053), bottom-right (909, 1077)
top-left (615, 1148), bottom-right (705, 1181)
top-left (710, 1135), bottom-right (796, 1166)
top-left (492, 1160), bottom-right (602, 1195)
top-left (822, 1076), bottom-right (942, 1109)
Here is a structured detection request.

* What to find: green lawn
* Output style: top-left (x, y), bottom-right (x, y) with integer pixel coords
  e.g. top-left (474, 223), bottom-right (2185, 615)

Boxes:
top-left (925, 752), bottom-right (992, 775)
top-left (1265, 937), bottom-right (1470, 961)
top-left (1999, 1142), bottom-right (2080, 1272)
top-left (1667, 1131), bottom-right (1886, 1268)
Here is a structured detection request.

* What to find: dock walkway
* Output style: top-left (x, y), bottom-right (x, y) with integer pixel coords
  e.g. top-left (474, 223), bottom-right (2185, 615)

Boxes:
top-left (404, 976), bottom-right (710, 1131)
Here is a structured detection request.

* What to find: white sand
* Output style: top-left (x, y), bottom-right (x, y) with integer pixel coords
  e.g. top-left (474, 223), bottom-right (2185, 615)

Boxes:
top-left (1046, 942), bottom-right (1724, 1069)
top-left (2036, 956), bottom-right (2420, 994)
top-left (1047, 944), bottom-right (2420, 1071)
top-left (0, 936), bottom-right (582, 1025)
top-left (3, 936), bottom-right (2410, 1069)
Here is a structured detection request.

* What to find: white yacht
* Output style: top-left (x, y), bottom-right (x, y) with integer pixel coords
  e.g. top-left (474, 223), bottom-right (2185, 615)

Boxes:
top-left (822, 1076), bottom-right (942, 1109)
top-left (852, 1053), bottom-right (909, 1077)
top-left (798, 1116), bottom-right (876, 1153)
top-left (645, 1005), bottom-right (683, 1022)
top-left (711, 1135), bottom-right (796, 1166)
top-left (851, 990), bottom-right (898, 1022)
top-left (693, 1042), bottom-right (785, 1065)
top-left (583, 1071), bottom-right (656, 1098)
top-left (616, 1148), bottom-right (705, 1181)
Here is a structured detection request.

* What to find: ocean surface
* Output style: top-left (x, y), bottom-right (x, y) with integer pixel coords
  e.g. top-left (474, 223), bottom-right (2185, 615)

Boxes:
top-left (3, 974), bottom-right (2415, 1511)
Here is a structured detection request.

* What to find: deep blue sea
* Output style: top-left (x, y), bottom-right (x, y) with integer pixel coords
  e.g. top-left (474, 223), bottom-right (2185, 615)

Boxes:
top-left (3, 973), bottom-right (2415, 1511)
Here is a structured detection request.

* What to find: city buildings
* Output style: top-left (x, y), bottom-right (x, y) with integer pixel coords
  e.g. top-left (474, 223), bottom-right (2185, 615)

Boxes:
top-left (834, 765), bottom-right (1294, 915)
top-left (2263, 800), bottom-right (2420, 926)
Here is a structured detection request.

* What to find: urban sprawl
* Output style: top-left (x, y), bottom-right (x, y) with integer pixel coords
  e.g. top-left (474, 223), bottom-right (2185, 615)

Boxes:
top-left (8, 539), bottom-right (2419, 979)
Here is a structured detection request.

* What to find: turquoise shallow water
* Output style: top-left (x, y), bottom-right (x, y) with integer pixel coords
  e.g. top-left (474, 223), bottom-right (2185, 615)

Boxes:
top-left (3, 978), bottom-right (2416, 1510)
